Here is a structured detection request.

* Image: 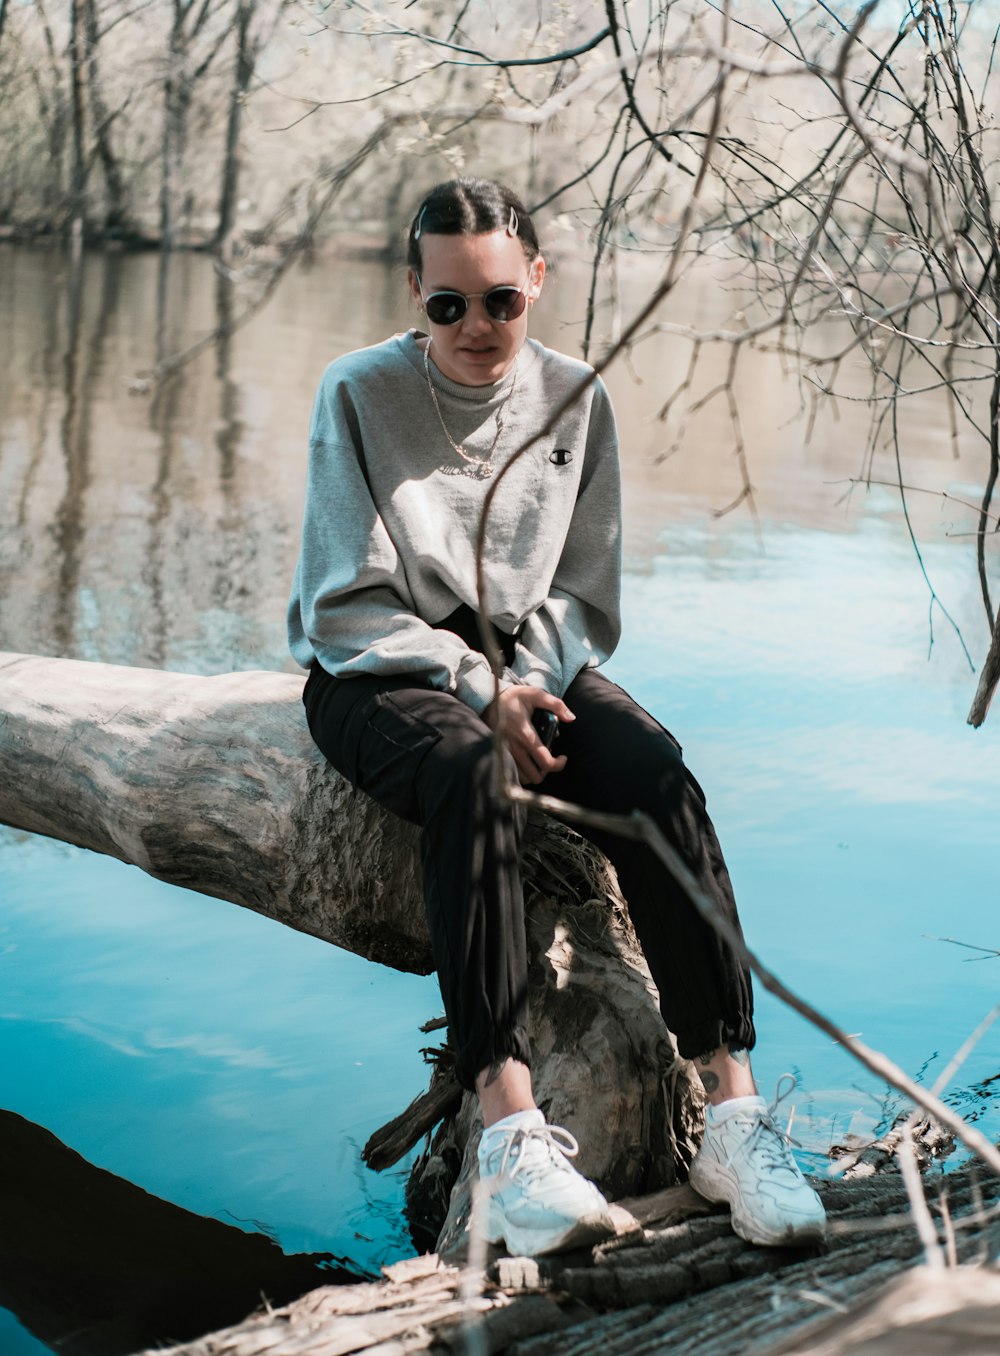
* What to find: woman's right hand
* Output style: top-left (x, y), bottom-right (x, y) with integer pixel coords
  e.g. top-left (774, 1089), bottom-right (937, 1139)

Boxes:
top-left (484, 685), bottom-right (574, 786)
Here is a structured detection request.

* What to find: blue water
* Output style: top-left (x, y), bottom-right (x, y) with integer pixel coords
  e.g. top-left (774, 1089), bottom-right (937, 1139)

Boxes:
top-left (614, 518), bottom-right (998, 1157)
top-left (1, 245), bottom-right (998, 1353)
top-left (0, 838), bottom-right (436, 1261)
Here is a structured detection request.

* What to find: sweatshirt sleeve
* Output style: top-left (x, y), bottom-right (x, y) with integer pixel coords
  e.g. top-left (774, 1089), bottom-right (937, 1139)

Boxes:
top-left (288, 369), bottom-right (516, 714)
top-left (510, 380), bottom-right (622, 695)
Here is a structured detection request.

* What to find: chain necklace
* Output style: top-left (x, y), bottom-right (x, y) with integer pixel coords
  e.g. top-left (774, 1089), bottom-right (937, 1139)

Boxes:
top-left (423, 341), bottom-right (519, 481)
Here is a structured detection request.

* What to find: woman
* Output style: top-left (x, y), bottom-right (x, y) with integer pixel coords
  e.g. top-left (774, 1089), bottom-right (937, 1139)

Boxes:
top-left (287, 178), bottom-right (826, 1257)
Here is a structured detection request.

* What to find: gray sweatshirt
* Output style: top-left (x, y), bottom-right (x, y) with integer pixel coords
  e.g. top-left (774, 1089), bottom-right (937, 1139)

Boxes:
top-left (287, 330), bottom-right (622, 713)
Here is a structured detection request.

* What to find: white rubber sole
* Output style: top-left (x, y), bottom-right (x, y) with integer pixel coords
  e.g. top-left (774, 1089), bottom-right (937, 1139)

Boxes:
top-left (689, 1159), bottom-right (827, 1248)
top-left (487, 1202), bottom-right (616, 1257)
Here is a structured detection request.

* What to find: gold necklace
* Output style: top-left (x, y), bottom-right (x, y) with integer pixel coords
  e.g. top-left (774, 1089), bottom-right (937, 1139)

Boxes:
top-left (423, 342), bottom-right (519, 481)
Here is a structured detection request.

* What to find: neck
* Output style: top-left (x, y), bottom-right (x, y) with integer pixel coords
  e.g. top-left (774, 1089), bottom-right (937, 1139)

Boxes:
top-left (424, 336), bottom-right (522, 388)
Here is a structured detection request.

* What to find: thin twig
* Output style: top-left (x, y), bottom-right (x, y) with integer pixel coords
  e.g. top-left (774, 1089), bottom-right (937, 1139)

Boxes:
top-left (898, 1120), bottom-right (946, 1269)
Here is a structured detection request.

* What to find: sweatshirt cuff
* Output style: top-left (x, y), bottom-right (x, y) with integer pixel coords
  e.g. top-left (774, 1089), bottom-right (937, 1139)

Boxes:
top-left (510, 665), bottom-right (561, 695)
top-left (454, 653), bottom-right (517, 714)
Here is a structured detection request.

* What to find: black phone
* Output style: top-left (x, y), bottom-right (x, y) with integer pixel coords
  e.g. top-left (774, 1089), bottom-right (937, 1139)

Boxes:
top-left (531, 709), bottom-right (559, 749)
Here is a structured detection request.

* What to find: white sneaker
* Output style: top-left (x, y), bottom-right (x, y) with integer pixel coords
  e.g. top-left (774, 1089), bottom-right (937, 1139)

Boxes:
top-left (689, 1094), bottom-right (827, 1247)
top-left (477, 1109), bottom-right (616, 1257)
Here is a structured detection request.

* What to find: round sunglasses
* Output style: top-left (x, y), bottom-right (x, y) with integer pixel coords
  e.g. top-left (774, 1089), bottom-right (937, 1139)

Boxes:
top-left (417, 274), bottom-right (529, 326)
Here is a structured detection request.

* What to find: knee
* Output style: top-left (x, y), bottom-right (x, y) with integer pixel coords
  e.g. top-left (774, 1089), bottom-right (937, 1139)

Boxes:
top-left (424, 729), bottom-right (521, 822)
top-left (627, 735), bottom-right (696, 817)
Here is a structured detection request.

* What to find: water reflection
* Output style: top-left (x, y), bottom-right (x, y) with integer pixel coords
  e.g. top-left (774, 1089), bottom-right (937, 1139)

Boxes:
top-left (0, 1108), bottom-right (360, 1356)
top-left (214, 268), bottom-right (244, 492)
top-left (147, 250), bottom-right (186, 668)
top-left (53, 255), bottom-right (123, 655)
top-left (0, 247), bottom-right (310, 673)
top-left (2, 243), bottom-right (995, 676)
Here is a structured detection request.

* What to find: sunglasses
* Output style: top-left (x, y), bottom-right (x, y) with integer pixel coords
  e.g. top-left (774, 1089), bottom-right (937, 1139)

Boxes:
top-left (417, 275), bottom-right (530, 326)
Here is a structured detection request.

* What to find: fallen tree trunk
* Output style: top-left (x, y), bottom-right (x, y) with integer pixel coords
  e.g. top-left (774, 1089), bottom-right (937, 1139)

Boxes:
top-left (0, 651), bottom-right (429, 969)
top-left (0, 651), bottom-right (699, 1241)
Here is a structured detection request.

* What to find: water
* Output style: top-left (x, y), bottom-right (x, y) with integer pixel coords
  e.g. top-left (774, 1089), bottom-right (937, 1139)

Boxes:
top-left (1, 243), bottom-right (997, 1354)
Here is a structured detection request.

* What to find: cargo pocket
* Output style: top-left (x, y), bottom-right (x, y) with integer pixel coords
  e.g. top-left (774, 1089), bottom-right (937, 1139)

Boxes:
top-left (354, 689), bottom-right (443, 824)
top-left (303, 668), bottom-right (384, 787)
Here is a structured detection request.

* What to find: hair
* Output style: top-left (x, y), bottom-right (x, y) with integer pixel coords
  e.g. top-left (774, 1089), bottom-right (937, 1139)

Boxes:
top-left (406, 178), bottom-right (541, 271)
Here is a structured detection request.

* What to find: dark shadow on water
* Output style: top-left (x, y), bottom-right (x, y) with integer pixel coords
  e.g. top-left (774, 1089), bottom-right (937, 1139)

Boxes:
top-left (0, 1109), bottom-right (366, 1356)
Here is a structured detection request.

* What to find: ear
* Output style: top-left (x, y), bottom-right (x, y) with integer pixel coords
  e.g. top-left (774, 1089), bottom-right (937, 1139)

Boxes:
top-left (527, 254), bottom-right (546, 302)
top-left (407, 268), bottom-right (423, 308)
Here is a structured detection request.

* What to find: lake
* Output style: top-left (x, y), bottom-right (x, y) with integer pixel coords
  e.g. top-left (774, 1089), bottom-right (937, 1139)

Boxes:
top-left (0, 241), bottom-right (997, 1355)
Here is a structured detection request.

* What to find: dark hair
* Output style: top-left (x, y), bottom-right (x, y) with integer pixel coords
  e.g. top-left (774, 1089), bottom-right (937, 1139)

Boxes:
top-left (406, 178), bottom-right (541, 270)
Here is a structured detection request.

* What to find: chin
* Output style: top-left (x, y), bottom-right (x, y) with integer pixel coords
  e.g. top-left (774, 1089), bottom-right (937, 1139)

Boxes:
top-left (460, 352), bottom-right (513, 382)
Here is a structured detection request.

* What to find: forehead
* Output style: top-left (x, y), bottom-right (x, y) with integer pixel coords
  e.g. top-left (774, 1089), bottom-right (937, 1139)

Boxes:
top-left (419, 230), bottom-right (527, 288)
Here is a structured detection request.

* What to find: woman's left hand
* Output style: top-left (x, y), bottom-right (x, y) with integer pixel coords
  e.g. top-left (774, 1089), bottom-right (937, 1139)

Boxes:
top-left (483, 685), bottom-right (574, 786)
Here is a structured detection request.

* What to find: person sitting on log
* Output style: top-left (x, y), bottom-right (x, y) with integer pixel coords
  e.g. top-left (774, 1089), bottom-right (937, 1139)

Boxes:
top-left (286, 177), bottom-right (827, 1256)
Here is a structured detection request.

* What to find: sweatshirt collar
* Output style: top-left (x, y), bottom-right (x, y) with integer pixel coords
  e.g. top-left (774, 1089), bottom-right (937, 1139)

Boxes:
top-left (398, 329), bottom-right (538, 402)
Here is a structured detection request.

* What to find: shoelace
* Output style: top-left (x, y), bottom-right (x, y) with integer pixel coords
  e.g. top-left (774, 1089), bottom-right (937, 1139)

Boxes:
top-left (486, 1123), bottom-right (581, 1187)
top-left (718, 1075), bottom-right (802, 1177)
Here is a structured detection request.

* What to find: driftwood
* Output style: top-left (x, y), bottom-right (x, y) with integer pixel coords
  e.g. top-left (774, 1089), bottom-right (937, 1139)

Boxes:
top-left (0, 651), bottom-right (428, 970)
top-left (130, 1156), bottom-right (1000, 1356)
top-left (0, 651), bottom-right (700, 1250)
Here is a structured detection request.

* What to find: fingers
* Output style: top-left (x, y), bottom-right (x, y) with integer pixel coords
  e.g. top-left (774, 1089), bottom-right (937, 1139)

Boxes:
top-left (505, 718), bottom-right (559, 784)
top-left (512, 715), bottom-right (568, 785)
top-left (491, 684), bottom-right (574, 784)
top-left (530, 691), bottom-right (575, 723)
top-left (514, 747), bottom-right (567, 786)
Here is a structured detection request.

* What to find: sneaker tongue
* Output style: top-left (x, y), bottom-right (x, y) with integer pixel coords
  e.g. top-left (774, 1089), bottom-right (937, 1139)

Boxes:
top-left (479, 1109), bottom-right (548, 1174)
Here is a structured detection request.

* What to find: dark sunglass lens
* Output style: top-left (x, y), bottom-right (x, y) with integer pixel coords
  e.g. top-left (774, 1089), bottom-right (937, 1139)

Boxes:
top-left (426, 292), bottom-right (467, 325)
top-left (484, 288), bottom-right (526, 322)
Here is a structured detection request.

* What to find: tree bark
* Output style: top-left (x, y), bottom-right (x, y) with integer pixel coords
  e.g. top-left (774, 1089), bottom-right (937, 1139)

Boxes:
top-left (0, 650), bottom-right (697, 1222)
top-left (214, 0), bottom-right (256, 250)
top-left (967, 607), bottom-right (1000, 726)
top-left (0, 651), bottom-right (428, 967)
top-left (160, 17), bottom-right (186, 252)
top-left (68, 0), bottom-right (87, 251)
top-left (83, 0), bottom-right (130, 236)
top-left (35, 0), bottom-right (67, 225)
top-left (128, 1157), bottom-right (1000, 1356)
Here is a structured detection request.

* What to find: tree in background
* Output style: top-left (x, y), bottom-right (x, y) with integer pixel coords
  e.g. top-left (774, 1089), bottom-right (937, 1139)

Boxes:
top-left (213, 0), bottom-right (295, 251)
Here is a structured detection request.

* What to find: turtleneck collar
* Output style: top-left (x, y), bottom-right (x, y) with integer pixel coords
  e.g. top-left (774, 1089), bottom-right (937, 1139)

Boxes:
top-left (398, 328), bottom-right (538, 402)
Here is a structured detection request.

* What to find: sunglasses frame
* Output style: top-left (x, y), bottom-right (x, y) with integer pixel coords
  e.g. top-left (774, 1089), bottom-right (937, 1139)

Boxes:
top-left (416, 272), bottom-right (532, 326)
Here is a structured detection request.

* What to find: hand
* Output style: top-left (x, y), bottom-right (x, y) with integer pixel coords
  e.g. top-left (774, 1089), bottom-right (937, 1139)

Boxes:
top-left (484, 685), bottom-right (574, 786)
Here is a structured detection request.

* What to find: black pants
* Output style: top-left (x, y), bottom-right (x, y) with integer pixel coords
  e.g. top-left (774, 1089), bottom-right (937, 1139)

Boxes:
top-left (303, 646), bottom-right (755, 1090)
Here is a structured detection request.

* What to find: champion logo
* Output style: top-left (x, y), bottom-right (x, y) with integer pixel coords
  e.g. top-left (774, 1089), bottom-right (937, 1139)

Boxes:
top-left (549, 448), bottom-right (573, 466)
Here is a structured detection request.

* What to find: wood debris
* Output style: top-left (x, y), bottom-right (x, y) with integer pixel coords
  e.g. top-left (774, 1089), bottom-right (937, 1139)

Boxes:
top-left (134, 1157), bottom-right (1000, 1356)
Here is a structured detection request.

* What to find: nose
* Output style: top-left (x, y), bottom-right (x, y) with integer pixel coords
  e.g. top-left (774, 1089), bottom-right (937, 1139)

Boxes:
top-left (461, 298), bottom-right (494, 334)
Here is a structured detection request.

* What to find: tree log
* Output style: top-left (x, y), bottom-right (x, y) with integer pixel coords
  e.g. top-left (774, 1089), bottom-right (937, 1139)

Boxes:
top-left (128, 1157), bottom-right (1000, 1356)
top-left (0, 650), bottom-right (429, 969)
top-left (0, 651), bottom-right (698, 1239)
